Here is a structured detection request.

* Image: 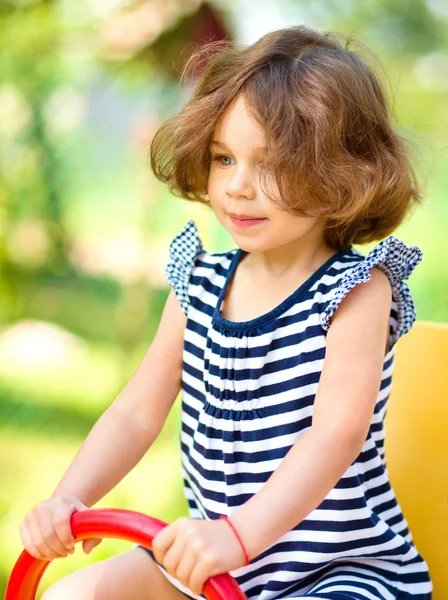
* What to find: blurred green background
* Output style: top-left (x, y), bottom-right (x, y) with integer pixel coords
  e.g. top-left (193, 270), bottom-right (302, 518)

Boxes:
top-left (1, 0), bottom-right (447, 595)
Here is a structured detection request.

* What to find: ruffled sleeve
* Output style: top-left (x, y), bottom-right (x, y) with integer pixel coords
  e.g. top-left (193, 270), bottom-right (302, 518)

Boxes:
top-left (321, 236), bottom-right (423, 350)
top-left (165, 219), bottom-right (204, 317)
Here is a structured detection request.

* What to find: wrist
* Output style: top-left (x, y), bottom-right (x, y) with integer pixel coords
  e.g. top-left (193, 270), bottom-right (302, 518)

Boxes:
top-left (51, 492), bottom-right (87, 506)
top-left (229, 510), bottom-right (265, 561)
top-left (219, 515), bottom-right (250, 566)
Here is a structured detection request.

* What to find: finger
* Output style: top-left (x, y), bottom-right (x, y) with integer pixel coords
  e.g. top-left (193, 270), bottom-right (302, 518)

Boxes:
top-left (162, 533), bottom-right (186, 578)
top-left (36, 510), bottom-right (71, 557)
top-left (69, 499), bottom-right (89, 512)
top-left (188, 554), bottom-right (217, 597)
top-left (19, 519), bottom-right (31, 549)
top-left (152, 524), bottom-right (176, 564)
top-left (20, 524), bottom-right (46, 561)
top-left (40, 524), bottom-right (69, 558)
top-left (83, 538), bottom-right (102, 554)
top-left (173, 547), bottom-right (198, 588)
top-left (52, 503), bottom-right (76, 550)
top-left (25, 516), bottom-right (63, 560)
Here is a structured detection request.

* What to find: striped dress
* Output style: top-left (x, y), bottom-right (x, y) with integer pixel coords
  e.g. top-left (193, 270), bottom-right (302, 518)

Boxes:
top-left (147, 219), bottom-right (433, 600)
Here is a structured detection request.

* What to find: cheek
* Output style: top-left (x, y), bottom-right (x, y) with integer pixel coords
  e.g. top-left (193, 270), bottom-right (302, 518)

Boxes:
top-left (272, 216), bottom-right (322, 239)
top-left (207, 170), bottom-right (220, 195)
top-left (207, 171), bottom-right (228, 206)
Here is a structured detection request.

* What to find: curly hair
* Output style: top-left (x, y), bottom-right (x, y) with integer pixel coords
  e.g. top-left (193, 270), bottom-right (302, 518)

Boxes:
top-left (149, 25), bottom-right (422, 250)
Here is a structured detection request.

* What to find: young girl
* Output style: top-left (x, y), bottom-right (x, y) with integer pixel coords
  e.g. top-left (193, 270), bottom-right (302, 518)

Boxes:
top-left (20, 25), bottom-right (432, 600)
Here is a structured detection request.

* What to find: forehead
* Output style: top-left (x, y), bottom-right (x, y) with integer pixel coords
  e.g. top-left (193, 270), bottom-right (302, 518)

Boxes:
top-left (212, 95), bottom-right (266, 146)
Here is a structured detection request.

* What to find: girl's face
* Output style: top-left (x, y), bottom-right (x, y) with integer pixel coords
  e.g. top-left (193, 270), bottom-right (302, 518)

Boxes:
top-left (207, 94), bottom-right (328, 256)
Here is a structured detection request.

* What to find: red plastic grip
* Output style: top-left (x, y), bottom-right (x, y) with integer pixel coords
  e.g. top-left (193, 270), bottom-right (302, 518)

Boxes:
top-left (5, 509), bottom-right (248, 600)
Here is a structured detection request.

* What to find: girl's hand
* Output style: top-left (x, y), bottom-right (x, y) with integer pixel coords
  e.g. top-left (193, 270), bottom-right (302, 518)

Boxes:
top-left (152, 517), bottom-right (247, 596)
top-left (20, 496), bottom-right (102, 560)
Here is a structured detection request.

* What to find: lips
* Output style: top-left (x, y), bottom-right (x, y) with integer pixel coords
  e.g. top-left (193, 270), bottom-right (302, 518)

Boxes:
top-left (229, 214), bottom-right (267, 229)
top-left (229, 214), bottom-right (264, 220)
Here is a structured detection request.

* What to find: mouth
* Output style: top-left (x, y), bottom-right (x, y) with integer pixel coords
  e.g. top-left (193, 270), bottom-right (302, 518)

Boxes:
top-left (229, 214), bottom-right (267, 228)
top-left (229, 213), bottom-right (264, 220)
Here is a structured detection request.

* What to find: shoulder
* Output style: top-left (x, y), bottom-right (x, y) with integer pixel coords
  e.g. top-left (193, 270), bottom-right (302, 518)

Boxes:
top-left (320, 235), bottom-right (423, 351)
top-left (328, 266), bottom-right (392, 352)
top-left (165, 219), bottom-right (236, 316)
top-left (167, 219), bottom-right (235, 269)
top-left (339, 265), bottom-right (391, 307)
top-left (166, 219), bottom-right (204, 268)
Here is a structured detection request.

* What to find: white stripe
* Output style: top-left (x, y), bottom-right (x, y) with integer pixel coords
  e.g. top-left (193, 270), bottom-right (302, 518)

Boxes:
top-left (155, 564), bottom-right (202, 599)
top-left (204, 358), bottom-right (323, 394)
top-left (311, 582), bottom-right (389, 600)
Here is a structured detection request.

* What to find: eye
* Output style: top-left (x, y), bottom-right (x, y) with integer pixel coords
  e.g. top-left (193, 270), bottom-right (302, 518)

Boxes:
top-left (212, 155), bottom-right (234, 167)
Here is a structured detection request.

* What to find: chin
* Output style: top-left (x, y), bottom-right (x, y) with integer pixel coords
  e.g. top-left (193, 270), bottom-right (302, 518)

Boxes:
top-left (231, 236), bottom-right (268, 254)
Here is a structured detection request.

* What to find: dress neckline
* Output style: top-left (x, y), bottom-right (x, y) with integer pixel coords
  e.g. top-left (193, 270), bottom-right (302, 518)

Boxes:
top-left (212, 246), bottom-right (348, 331)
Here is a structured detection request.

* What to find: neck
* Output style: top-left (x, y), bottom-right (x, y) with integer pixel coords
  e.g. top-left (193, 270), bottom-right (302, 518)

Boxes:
top-left (244, 234), bottom-right (336, 279)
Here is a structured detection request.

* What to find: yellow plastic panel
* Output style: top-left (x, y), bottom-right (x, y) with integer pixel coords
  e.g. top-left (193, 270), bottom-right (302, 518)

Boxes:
top-left (386, 321), bottom-right (448, 598)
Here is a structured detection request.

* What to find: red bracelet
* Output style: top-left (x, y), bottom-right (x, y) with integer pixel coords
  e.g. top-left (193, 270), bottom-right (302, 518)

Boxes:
top-left (219, 515), bottom-right (250, 566)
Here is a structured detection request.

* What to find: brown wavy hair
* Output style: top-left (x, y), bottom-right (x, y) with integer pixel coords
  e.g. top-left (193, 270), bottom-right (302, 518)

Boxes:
top-left (149, 25), bottom-right (423, 250)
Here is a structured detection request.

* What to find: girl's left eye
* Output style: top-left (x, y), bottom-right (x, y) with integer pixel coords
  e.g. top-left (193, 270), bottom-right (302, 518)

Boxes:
top-left (212, 155), bottom-right (234, 167)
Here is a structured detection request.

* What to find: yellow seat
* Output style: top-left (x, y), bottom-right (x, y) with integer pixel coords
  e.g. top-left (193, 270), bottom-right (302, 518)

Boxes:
top-left (385, 320), bottom-right (448, 599)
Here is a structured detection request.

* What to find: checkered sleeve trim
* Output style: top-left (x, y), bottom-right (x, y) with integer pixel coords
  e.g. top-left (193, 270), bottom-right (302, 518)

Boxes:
top-left (321, 236), bottom-right (423, 348)
top-left (165, 219), bottom-right (204, 317)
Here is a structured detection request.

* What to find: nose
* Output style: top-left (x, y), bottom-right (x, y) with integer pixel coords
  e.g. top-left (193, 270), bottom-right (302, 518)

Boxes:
top-left (225, 165), bottom-right (257, 200)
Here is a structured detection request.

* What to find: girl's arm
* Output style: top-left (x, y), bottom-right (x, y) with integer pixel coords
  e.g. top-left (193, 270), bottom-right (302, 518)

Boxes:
top-left (51, 288), bottom-right (186, 507)
top-left (231, 266), bottom-right (392, 559)
top-left (21, 288), bottom-right (186, 561)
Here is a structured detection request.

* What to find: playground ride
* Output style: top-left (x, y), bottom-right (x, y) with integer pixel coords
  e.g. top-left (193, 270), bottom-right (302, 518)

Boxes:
top-left (5, 508), bottom-right (248, 600)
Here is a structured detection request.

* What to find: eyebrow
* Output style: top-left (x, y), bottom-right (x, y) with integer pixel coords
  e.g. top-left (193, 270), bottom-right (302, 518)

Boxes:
top-left (210, 140), bottom-right (268, 151)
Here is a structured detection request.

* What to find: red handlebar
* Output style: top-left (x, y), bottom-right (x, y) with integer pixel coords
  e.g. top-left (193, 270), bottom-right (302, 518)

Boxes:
top-left (5, 509), bottom-right (248, 600)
